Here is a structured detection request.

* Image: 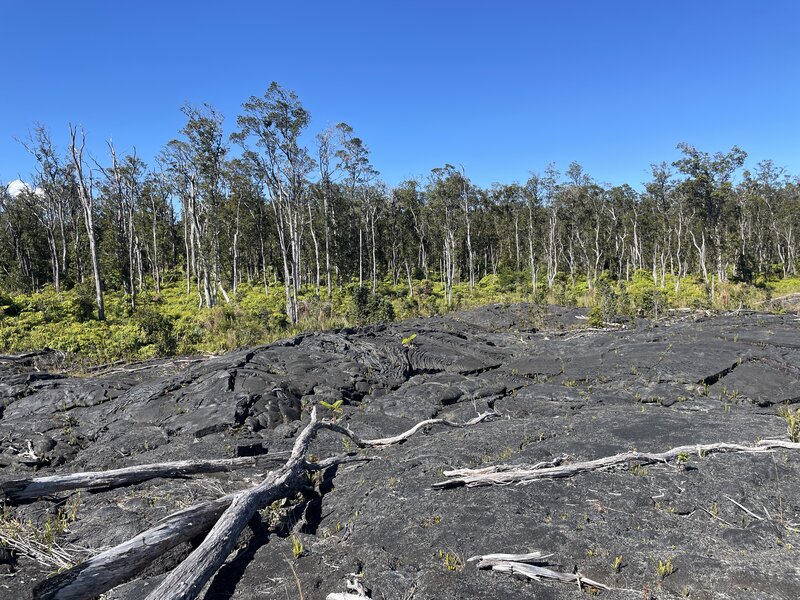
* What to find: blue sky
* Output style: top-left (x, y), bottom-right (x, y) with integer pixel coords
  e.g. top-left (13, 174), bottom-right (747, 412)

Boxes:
top-left (1, 1), bottom-right (798, 189)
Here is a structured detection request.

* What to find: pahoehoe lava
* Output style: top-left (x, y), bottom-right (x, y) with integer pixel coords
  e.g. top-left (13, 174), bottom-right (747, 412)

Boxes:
top-left (1, 304), bottom-right (799, 599)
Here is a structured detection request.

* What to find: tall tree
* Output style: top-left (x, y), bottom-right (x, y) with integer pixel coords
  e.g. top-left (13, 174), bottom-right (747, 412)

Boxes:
top-left (19, 126), bottom-right (72, 291)
top-left (233, 82), bottom-right (313, 323)
top-left (673, 143), bottom-right (747, 282)
top-left (69, 125), bottom-right (105, 320)
top-left (164, 105), bottom-right (228, 307)
top-left (335, 123), bottom-right (378, 289)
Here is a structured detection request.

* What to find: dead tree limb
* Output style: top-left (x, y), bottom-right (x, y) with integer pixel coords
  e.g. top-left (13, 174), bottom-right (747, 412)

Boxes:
top-left (34, 409), bottom-right (495, 600)
top-left (33, 495), bottom-right (234, 600)
top-left (143, 411), bottom-right (496, 600)
top-left (325, 411), bottom-right (496, 448)
top-left (326, 573), bottom-right (372, 599)
top-left (1, 454), bottom-right (290, 502)
top-left (434, 439), bottom-right (800, 488)
top-left (143, 407), bottom-right (332, 600)
top-left (469, 552), bottom-right (610, 591)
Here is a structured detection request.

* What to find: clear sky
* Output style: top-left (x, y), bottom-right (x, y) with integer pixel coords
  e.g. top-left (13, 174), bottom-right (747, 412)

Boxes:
top-left (1, 0), bottom-right (799, 189)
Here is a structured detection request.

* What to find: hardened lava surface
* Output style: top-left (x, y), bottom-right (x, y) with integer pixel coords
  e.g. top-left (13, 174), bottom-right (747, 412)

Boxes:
top-left (1, 305), bottom-right (799, 599)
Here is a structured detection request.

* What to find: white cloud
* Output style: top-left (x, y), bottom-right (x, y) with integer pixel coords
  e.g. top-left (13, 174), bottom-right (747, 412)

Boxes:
top-left (5, 180), bottom-right (44, 198)
top-left (6, 179), bottom-right (31, 197)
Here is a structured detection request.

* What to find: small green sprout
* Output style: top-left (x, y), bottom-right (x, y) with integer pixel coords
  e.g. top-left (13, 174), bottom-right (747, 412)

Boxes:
top-left (401, 333), bottom-right (417, 347)
top-left (319, 399), bottom-right (344, 416)
top-left (777, 406), bottom-right (800, 442)
top-left (291, 535), bottom-right (304, 559)
top-left (655, 557), bottom-right (675, 579)
top-left (438, 549), bottom-right (464, 571)
top-left (612, 555), bottom-right (624, 573)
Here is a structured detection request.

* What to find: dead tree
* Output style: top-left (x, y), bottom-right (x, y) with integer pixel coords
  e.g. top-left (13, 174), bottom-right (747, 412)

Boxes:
top-left (31, 409), bottom-right (496, 600)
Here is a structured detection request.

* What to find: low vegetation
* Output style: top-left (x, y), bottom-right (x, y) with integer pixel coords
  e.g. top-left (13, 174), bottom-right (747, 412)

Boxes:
top-left (778, 406), bottom-right (800, 443)
top-left (655, 557), bottom-right (675, 580)
top-left (0, 493), bottom-right (82, 570)
top-left (0, 271), bottom-right (792, 367)
top-left (2, 271), bottom-right (798, 367)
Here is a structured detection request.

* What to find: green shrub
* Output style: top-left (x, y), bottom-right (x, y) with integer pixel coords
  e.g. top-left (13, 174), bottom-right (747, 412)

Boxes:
top-left (69, 284), bottom-right (97, 322)
top-left (133, 306), bottom-right (176, 355)
top-left (352, 285), bottom-right (395, 325)
top-left (587, 306), bottom-right (605, 328)
top-left (25, 321), bottom-right (146, 363)
top-left (0, 292), bottom-right (20, 318)
top-left (3, 267), bottom-right (800, 367)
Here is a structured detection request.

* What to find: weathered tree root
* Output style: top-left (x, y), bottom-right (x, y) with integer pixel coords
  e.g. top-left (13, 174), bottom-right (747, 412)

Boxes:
top-left (1, 454), bottom-right (291, 502)
top-left (433, 439), bottom-right (800, 488)
top-left (469, 551), bottom-right (611, 591)
top-left (33, 409), bottom-right (497, 600)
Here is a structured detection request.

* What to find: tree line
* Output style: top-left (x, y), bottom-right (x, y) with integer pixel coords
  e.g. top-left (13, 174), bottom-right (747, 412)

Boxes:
top-left (2, 82), bottom-right (799, 323)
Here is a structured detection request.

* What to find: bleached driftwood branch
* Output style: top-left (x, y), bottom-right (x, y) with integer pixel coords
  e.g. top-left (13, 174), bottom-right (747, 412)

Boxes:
top-left (469, 551), bottom-right (610, 591)
top-left (33, 495), bottom-right (235, 600)
top-left (143, 410), bottom-right (496, 600)
top-left (434, 439), bottom-right (800, 488)
top-left (34, 409), bottom-right (496, 600)
top-left (1, 454), bottom-right (291, 502)
top-left (324, 411), bottom-right (496, 448)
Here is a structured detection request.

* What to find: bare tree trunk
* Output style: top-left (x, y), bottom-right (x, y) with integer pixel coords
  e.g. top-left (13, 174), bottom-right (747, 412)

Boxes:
top-left (69, 125), bottom-right (105, 321)
top-left (547, 208), bottom-right (558, 288)
top-left (405, 260), bottom-right (413, 297)
top-left (358, 227), bottom-right (363, 287)
top-left (232, 198), bottom-right (241, 295)
top-left (183, 197), bottom-right (191, 296)
top-left (690, 230), bottom-right (709, 282)
top-left (46, 231), bottom-right (59, 292)
top-left (151, 192), bottom-right (161, 294)
top-left (526, 202), bottom-right (537, 295)
top-left (2, 455), bottom-right (290, 502)
top-left (308, 202), bottom-right (321, 297)
top-left (272, 191), bottom-right (296, 323)
top-left (462, 173), bottom-right (475, 289)
top-left (370, 206), bottom-right (378, 293)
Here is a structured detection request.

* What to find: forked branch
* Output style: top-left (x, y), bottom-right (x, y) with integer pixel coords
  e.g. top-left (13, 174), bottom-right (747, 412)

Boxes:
top-left (434, 439), bottom-right (800, 488)
top-left (34, 409), bottom-right (496, 600)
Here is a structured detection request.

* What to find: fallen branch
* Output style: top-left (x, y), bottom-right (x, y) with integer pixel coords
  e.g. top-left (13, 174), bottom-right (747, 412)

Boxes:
top-left (33, 495), bottom-right (235, 600)
top-left (143, 411), bottom-right (496, 600)
top-left (434, 439), bottom-right (800, 488)
top-left (469, 551), bottom-right (610, 591)
top-left (326, 573), bottom-right (372, 599)
top-left (324, 411), bottom-right (497, 448)
top-left (1, 453), bottom-right (291, 503)
top-left (142, 408), bottom-right (337, 600)
top-left (725, 495), bottom-right (763, 521)
top-left (700, 505), bottom-right (734, 527)
top-left (35, 409), bottom-right (494, 600)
